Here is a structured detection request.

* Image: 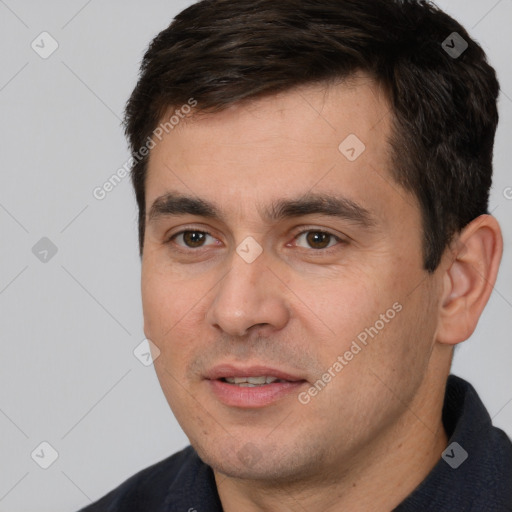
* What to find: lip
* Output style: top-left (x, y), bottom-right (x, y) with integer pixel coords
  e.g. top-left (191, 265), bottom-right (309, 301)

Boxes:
top-left (205, 364), bottom-right (306, 382)
top-left (205, 364), bottom-right (308, 408)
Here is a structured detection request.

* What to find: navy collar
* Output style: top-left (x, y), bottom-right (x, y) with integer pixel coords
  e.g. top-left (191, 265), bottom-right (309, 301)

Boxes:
top-left (395, 374), bottom-right (512, 511)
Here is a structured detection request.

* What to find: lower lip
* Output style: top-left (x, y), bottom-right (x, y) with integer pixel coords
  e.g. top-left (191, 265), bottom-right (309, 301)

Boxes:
top-left (208, 379), bottom-right (306, 408)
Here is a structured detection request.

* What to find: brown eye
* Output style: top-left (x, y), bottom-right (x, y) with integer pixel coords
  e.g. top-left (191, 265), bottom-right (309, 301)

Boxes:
top-left (295, 231), bottom-right (339, 250)
top-left (183, 231), bottom-right (206, 247)
top-left (173, 231), bottom-right (211, 248)
top-left (306, 232), bottom-right (331, 249)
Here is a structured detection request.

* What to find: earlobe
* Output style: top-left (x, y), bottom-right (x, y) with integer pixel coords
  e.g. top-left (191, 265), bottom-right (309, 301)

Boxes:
top-left (436, 215), bottom-right (503, 346)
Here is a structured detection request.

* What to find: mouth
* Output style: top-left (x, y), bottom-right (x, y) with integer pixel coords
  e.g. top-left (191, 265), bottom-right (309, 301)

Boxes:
top-left (220, 375), bottom-right (291, 387)
top-left (205, 365), bottom-right (308, 408)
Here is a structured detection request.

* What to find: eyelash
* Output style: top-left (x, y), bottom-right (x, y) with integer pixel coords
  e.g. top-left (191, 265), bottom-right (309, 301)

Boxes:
top-left (166, 227), bottom-right (346, 254)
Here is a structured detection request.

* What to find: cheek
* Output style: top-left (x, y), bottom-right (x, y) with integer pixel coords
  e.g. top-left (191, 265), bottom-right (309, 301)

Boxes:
top-left (361, 280), bottom-right (440, 392)
top-left (293, 270), bottom-right (384, 354)
top-left (141, 267), bottom-right (170, 340)
top-left (141, 262), bottom-right (212, 375)
top-left (298, 261), bottom-right (432, 378)
top-left (142, 256), bottom-right (197, 333)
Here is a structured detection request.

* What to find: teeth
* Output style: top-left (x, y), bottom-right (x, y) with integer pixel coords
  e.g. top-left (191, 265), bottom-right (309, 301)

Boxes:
top-left (224, 376), bottom-right (282, 385)
top-left (248, 376), bottom-right (267, 385)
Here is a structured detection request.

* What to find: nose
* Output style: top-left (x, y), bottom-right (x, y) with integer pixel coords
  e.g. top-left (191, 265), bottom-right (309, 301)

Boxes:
top-left (205, 247), bottom-right (290, 338)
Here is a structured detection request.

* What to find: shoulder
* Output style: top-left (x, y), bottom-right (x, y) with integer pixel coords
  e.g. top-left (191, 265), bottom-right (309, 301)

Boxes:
top-left (396, 375), bottom-right (512, 511)
top-left (77, 445), bottom-right (212, 512)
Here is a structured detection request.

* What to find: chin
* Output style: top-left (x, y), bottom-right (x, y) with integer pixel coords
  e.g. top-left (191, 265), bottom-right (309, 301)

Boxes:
top-left (192, 436), bottom-right (318, 483)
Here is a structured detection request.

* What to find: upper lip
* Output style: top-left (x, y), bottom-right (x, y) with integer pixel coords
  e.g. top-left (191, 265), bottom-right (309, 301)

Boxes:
top-left (205, 364), bottom-right (306, 382)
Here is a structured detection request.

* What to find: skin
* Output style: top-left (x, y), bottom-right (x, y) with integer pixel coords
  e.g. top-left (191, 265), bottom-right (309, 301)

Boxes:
top-left (141, 74), bottom-right (503, 511)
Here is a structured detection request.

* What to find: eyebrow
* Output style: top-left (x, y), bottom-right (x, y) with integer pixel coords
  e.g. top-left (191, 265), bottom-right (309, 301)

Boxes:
top-left (147, 191), bottom-right (376, 228)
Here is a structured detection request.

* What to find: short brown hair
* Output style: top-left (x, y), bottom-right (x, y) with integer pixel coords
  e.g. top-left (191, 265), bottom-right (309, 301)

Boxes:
top-left (125, 0), bottom-right (500, 272)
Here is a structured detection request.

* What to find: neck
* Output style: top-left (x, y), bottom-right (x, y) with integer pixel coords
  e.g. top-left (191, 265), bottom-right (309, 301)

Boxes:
top-left (215, 359), bottom-right (450, 512)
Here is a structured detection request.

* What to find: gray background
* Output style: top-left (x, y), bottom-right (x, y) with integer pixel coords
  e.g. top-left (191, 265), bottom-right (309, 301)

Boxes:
top-left (0, 1), bottom-right (510, 511)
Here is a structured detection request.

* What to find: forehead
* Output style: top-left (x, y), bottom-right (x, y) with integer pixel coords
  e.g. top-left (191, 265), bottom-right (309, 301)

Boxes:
top-left (144, 77), bottom-right (415, 226)
top-left (163, 76), bottom-right (391, 155)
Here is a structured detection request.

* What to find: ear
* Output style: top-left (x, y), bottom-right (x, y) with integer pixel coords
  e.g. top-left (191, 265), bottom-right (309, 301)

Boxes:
top-left (436, 215), bottom-right (503, 345)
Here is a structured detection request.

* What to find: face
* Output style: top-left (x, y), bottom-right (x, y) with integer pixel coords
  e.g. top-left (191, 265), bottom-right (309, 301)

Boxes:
top-left (141, 76), bottom-right (444, 483)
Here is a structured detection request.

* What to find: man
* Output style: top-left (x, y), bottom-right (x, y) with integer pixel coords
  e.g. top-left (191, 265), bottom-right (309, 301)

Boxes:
top-left (80, 0), bottom-right (512, 510)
